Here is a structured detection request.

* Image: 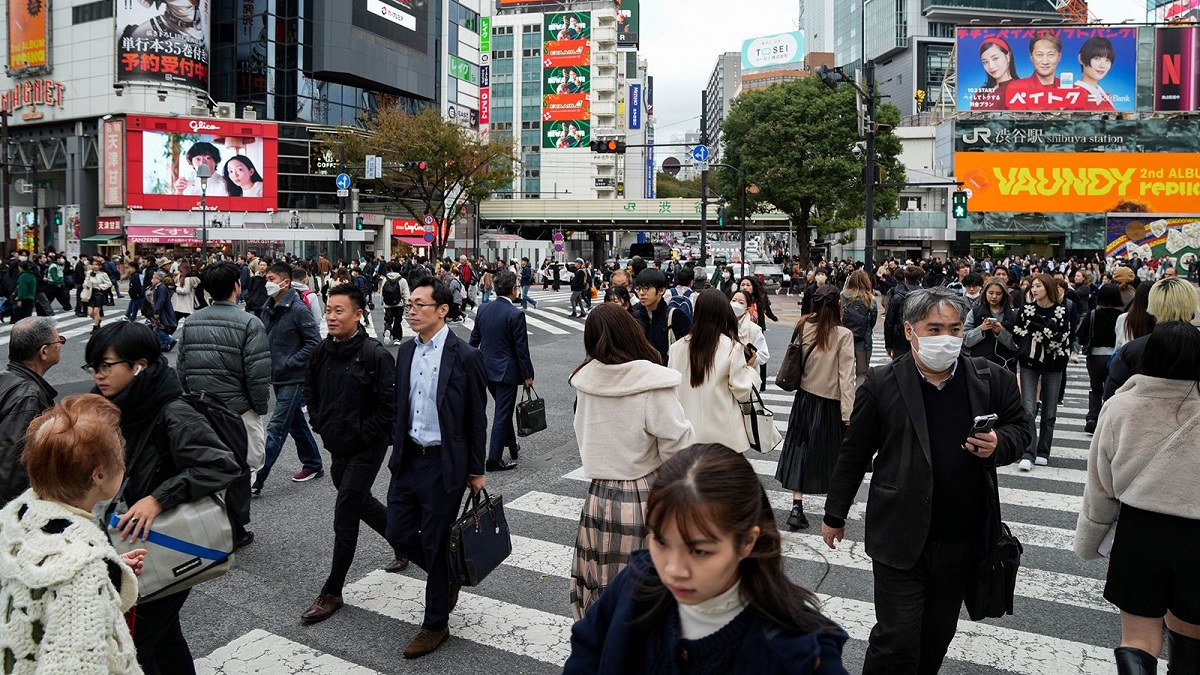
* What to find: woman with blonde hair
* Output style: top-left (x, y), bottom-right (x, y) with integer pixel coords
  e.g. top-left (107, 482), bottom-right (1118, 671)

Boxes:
top-left (0, 395), bottom-right (146, 674)
top-left (1105, 277), bottom-right (1198, 400)
top-left (840, 268), bottom-right (878, 387)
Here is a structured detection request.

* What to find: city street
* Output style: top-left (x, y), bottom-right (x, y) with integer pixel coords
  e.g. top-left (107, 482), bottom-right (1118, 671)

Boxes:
top-left (4, 287), bottom-right (1130, 675)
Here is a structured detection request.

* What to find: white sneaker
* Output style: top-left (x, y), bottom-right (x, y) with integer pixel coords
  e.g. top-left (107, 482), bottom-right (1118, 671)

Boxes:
top-left (1017, 459), bottom-right (1033, 472)
top-left (1034, 456), bottom-right (1049, 466)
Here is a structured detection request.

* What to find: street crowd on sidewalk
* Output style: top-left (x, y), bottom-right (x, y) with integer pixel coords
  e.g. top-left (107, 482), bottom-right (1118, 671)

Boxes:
top-left (0, 242), bottom-right (1198, 674)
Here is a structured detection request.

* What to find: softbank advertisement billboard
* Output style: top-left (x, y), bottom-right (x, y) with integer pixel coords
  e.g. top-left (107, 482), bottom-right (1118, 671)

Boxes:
top-left (125, 115), bottom-right (279, 212)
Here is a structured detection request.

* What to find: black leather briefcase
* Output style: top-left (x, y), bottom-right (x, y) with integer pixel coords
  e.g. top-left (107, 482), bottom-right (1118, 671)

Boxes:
top-left (448, 489), bottom-right (512, 587)
top-left (515, 386), bottom-right (547, 437)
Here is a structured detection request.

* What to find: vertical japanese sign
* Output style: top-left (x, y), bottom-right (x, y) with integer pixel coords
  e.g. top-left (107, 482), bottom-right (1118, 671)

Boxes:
top-left (102, 118), bottom-right (126, 207)
top-left (629, 83), bottom-right (642, 129)
top-left (64, 204), bottom-right (80, 259)
top-left (479, 66), bottom-right (491, 125)
top-left (646, 144), bottom-right (655, 199)
top-left (480, 16), bottom-right (491, 53)
top-left (543, 11), bottom-right (592, 146)
top-left (1154, 27), bottom-right (1199, 112)
top-left (7, 0), bottom-right (51, 77)
top-left (117, 0), bottom-right (211, 91)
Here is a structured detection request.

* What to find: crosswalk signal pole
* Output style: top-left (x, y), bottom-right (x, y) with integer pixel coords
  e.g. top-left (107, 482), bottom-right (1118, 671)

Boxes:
top-left (338, 146), bottom-right (347, 263)
top-left (699, 89), bottom-right (709, 274)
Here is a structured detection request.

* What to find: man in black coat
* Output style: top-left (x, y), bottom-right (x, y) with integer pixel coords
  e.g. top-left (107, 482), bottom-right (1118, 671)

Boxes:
top-left (822, 287), bottom-right (1030, 674)
top-left (387, 277), bottom-right (487, 659)
top-left (0, 318), bottom-right (63, 505)
top-left (883, 265), bottom-right (925, 359)
top-left (469, 269), bottom-right (533, 472)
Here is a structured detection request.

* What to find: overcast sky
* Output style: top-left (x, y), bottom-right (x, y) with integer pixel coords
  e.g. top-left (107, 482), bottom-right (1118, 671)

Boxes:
top-left (641, 0), bottom-right (1147, 140)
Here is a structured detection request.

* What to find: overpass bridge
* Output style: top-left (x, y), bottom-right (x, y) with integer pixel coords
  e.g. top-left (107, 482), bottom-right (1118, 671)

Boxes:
top-left (478, 198), bottom-right (792, 232)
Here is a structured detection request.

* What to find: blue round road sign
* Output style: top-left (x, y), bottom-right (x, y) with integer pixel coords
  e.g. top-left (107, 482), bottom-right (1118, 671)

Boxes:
top-left (423, 214), bottom-right (435, 226)
top-left (423, 231), bottom-right (434, 243)
top-left (554, 243), bottom-right (564, 253)
top-left (691, 145), bottom-right (710, 162)
top-left (335, 173), bottom-right (351, 190)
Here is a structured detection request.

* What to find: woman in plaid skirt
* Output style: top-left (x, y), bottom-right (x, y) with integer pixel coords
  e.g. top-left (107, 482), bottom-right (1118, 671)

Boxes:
top-left (567, 305), bottom-right (695, 620)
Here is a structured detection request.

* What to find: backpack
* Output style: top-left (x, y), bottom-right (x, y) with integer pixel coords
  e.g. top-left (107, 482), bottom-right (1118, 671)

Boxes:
top-left (382, 277), bottom-right (404, 305)
top-left (666, 287), bottom-right (694, 324)
top-left (842, 297), bottom-right (871, 342)
top-left (175, 392), bottom-right (250, 471)
top-left (460, 264), bottom-right (473, 285)
top-left (299, 288), bottom-right (314, 308)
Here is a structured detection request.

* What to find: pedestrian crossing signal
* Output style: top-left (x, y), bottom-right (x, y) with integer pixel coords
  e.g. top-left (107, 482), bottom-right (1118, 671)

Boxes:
top-left (952, 191), bottom-right (968, 219)
top-left (355, 216), bottom-right (364, 231)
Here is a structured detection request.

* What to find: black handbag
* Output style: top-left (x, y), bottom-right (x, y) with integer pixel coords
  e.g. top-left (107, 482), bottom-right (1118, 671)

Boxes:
top-left (448, 489), bottom-right (512, 587)
top-left (515, 386), bottom-right (547, 437)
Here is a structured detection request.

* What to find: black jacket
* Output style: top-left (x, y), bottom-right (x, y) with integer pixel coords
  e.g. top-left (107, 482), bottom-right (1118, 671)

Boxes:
top-left (631, 300), bottom-right (676, 366)
top-left (305, 328), bottom-right (396, 455)
top-left (823, 354), bottom-right (1030, 570)
top-left (243, 275), bottom-right (268, 314)
top-left (0, 363), bottom-right (57, 505)
top-left (260, 288), bottom-right (321, 385)
top-left (1104, 333), bottom-right (1148, 401)
top-left (102, 362), bottom-right (241, 512)
top-left (883, 283), bottom-right (921, 353)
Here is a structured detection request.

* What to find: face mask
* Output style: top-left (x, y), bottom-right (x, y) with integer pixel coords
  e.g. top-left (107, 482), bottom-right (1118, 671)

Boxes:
top-left (265, 281), bottom-right (282, 297)
top-left (965, 291), bottom-right (981, 301)
top-left (911, 331), bottom-right (963, 373)
top-left (730, 302), bottom-right (747, 318)
top-left (815, 277), bottom-right (827, 286)
top-left (17, 256), bottom-right (26, 262)
top-left (724, 272), bottom-right (732, 279)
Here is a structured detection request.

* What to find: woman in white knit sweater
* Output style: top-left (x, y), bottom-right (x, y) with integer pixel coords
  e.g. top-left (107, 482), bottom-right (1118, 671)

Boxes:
top-left (668, 289), bottom-right (761, 453)
top-left (1074, 321), bottom-right (1200, 675)
top-left (0, 395), bottom-right (146, 674)
top-left (568, 304), bottom-right (695, 620)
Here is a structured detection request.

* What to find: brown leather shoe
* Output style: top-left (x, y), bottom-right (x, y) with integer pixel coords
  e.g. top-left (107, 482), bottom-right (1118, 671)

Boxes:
top-left (384, 556), bottom-right (410, 573)
top-left (300, 594), bottom-right (343, 624)
top-left (402, 627), bottom-right (450, 659)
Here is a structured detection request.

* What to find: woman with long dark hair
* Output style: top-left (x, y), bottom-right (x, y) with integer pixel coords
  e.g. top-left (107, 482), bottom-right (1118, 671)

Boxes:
top-left (668, 289), bottom-right (760, 453)
top-left (840, 268), bottom-right (878, 387)
top-left (565, 444), bottom-right (848, 673)
top-left (568, 304), bottom-right (695, 619)
top-left (738, 275), bottom-right (777, 388)
top-left (963, 277), bottom-right (1019, 372)
top-left (1013, 273), bottom-right (1073, 472)
top-left (1115, 281), bottom-right (1155, 349)
top-left (223, 155), bottom-right (264, 198)
top-left (774, 285), bottom-right (856, 530)
top-left (1075, 322), bottom-right (1200, 675)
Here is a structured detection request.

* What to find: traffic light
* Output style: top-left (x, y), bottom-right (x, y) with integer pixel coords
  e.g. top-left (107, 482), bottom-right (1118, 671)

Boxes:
top-left (952, 191), bottom-right (968, 219)
top-left (53, 210), bottom-right (62, 227)
top-left (717, 205), bottom-right (728, 226)
top-left (589, 139), bottom-right (627, 154)
top-left (914, 89), bottom-right (927, 111)
top-left (355, 216), bottom-right (364, 231)
top-left (402, 161), bottom-right (428, 171)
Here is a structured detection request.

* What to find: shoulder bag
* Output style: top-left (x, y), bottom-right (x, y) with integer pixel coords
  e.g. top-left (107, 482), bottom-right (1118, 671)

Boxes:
top-left (774, 325), bottom-right (819, 392)
top-left (740, 387), bottom-right (783, 453)
top-left (448, 489), bottom-right (512, 587)
top-left (515, 386), bottom-right (547, 437)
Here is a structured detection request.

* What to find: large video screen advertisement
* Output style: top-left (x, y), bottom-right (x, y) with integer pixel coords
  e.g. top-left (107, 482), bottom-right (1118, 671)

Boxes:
top-left (7, 0), bottom-right (51, 77)
top-left (956, 27), bottom-right (1138, 112)
top-left (125, 116), bottom-right (279, 212)
top-left (117, 0), bottom-right (211, 91)
top-left (542, 11), bottom-right (591, 148)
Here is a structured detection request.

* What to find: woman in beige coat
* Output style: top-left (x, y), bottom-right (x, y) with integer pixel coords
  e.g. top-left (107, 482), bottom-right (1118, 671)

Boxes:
top-left (774, 284), bottom-right (856, 530)
top-left (668, 289), bottom-right (761, 453)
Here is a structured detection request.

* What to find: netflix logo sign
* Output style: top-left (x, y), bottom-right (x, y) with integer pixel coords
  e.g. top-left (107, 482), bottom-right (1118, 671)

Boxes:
top-left (1155, 27), bottom-right (1200, 112)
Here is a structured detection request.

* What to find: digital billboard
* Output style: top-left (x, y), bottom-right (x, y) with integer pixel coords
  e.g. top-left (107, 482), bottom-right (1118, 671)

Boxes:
top-left (1106, 216), bottom-right (1200, 265)
top-left (741, 31), bottom-right (804, 71)
top-left (617, 0), bottom-right (639, 47)
top-left (542, 11), bottom-right (591, 143)
top-left (1153, 0), bottom-right (1200, 23)
top-left (955, 151), bottom-right (1200, 215)
top-left (125, 116), bottom-right (279, 213)
top-left (352, 0), bottom-right (428, 54)
top-left (1154, 27), bottom-right (1200, 111)
top-left (544, 120), bottom-right (590, 149)
top-left (955, 27), bottom-right (1138, 112)
top-left (117, 0), bottom-right (211, 91)
top-left (7, 0), bottom-right (50, 77)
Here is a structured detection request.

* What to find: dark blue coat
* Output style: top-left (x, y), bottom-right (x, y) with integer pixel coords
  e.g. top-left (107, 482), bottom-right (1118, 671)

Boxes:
top-left (468, 296), bottom-right (534, 385)
top-left (152, 283), bottom-right (177, 331)
top-left (259, 288), bottom-right (321, 385)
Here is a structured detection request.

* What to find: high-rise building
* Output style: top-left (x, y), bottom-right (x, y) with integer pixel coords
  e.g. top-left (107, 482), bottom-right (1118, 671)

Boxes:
top-left (704, 52), bottom-right (740, 156)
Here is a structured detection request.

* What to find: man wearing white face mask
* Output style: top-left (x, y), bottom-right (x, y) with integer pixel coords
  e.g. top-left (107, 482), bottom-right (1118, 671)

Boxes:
top-left (820, 286), bottom-right (1030, 674)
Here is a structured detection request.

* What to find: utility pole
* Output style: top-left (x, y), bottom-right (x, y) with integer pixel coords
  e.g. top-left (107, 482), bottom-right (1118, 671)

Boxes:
top-left (864, 58), bottom-right (877, 275)
top-left (1, 111), bottom-right (9, 254)
top-left (699, 89), bottom-right (709, 271)
top-left (30, 146), bottom-right (38, 249)
top-left (338, 145), bottom-right (347, 263)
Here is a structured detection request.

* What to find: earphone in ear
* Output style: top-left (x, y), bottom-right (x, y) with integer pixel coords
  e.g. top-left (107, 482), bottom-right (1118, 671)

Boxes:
top-left (134, 366), bottom-right (143, 376)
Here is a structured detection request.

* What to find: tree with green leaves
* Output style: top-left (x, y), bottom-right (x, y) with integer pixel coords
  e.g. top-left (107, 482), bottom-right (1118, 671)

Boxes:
top-left (328, 107), bottom-right (516, 261)
top-left (655, 171), bottom-right (702, 199)
top-left (718, 75), bottom-right (904, 265)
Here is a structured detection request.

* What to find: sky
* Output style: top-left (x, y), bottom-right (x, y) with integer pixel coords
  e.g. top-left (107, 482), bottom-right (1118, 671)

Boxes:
top-left (641, 0), bottom-right (1147, 140)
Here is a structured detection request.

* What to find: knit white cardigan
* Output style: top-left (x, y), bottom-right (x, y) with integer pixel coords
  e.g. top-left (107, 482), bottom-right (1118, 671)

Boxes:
top-left (0, 490), bottom-right (142, 674)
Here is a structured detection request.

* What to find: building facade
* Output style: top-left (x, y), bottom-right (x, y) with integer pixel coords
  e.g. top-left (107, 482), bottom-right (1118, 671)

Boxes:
top-left (704, 51), bottom-right (740, 157)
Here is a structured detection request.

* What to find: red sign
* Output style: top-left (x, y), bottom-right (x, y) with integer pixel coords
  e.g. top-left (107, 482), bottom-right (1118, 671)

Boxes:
top-left (103, 119), bottom-right (125, 207)
top-left (543, 40), bottom-right (591, 68)
top-left (126, 225), bottom-right (197, 244)
top-left (96, 218), bottom-right (124, 235)
top-left (542, 94), bottom-right (591, 122)
top-left (392, 219), bottom-right (455, 238)
top-left (0, 79), bottom-right (65, 115)
top-left (124, 115), bottom-right (279, 213)
top-left (479, 88), bottom-right (491, 125)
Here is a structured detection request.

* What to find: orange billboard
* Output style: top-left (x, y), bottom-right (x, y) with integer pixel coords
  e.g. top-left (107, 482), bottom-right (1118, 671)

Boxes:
top-left (955, 152), bottom-right (1200, 214)
top-left (7, 0), bottom-right (50, 77)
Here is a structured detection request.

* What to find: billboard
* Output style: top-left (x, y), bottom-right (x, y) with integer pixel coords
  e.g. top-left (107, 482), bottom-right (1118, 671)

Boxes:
top-left (1106, 216), bottom-right (1200, 264)
top-left (352, 0), bottom-right (428, 53)
top-left (544, 120), bottom-right (589, 149)
top-left (629, 83), bottom-right (642, 129)
top-left (955, 151), bottom-right (1200, 215)
top-left (955, 27), bottom-right (1138, 112)
top-left (954, 118), bottom-right (1200, 154)
top-left (1154, 27), bottom-right (1200, 111)
top-left (1153, 0), bottom-right (1200, 23)
top-left (117, 0), bottom-right (211, 91)
top-left (741, 31), bottom-right (804, 71)
top-left (7, 0), bottom-right (50, 78)
top-left (124, 115), bottom-right (279, 213)
top-left (617, 0), bottom-right (639, 47)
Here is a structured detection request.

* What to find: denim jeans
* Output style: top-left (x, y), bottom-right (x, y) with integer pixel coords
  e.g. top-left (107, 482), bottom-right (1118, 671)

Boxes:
top-left (520, 284), bottom-right (537, 309)
top-left (125, 297), bottom-right (144, 321)
top-left (256, 383), bottom-right (323, 487)
top-left (481, 289), bottom-right (492, 304)
top-left (1019, 367), bottom-right (1063, 460)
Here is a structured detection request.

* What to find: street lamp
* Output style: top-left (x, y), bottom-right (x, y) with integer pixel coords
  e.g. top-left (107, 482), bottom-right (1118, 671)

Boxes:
top-left (196, 163), bottom-right (212, 257)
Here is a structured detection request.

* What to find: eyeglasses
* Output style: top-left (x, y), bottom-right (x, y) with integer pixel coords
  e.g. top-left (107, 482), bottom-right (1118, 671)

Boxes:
top-left (408, 302), bottom-right (440, 312)
top-left (80, 360), bottom-right (133, 376)
top-left (42, 336), bottom-right (67, 347)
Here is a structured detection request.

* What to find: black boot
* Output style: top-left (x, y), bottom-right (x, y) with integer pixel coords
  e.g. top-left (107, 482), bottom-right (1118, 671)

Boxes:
top-left (1115, 647), bottom-right (1158, 675)
top-left (1169, 629), bottom-right (1200, 674)
top-left (1085, 418), bottom-right (1097, 434)
top-left (786, 503), bottom-right (808, 531)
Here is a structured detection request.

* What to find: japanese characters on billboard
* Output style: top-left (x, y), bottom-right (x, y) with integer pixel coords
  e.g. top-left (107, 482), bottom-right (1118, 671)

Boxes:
top-left (956, 27), bottom-right (1137, 112)
top-left (741, 31), bottom-right (805, 71)
top-left (117, 0), bottom-right (211, 91)
top-left (617, 0), bottom-right (639, 47)
top-left (1154, 27), bottom-right (1199, 111)
top-left (7, 0), bottom-right (51, 77)
top-left (955, 151), bottom-right (1200, 215)
top-left (542, 11), bottom-right (591, 138)
top-left (544, 120), bottom-right (590, 149)
top-left (1107, 216), bottom-right (1200, 264)
top-left (124, 115), bottom-right (279, 212)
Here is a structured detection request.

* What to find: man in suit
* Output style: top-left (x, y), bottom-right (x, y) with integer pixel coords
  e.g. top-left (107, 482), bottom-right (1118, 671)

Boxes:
top-left (821, 287), bottom-right (1030, 674)
top-left (387, 277), bottom-right (488, 659)
top-left (469, 270), bottom-right (533, 472)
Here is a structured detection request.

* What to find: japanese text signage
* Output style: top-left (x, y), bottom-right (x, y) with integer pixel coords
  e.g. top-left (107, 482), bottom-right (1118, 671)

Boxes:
top-left (103, 119), bottom-right (125, 208)
top-left (542, 11), bottom-right (591, 143)
top-left (117, 0), bottom-right (211, 92)
top-left (96, 217), bottom-right (123, 235)
top-left (956, 27), bottom-right (1137, 112)
top-left (449, 55), bottom-right (478, 84)
top-left (480, 17), bottom-right (491, 53)
top-left (479, 85), bottom-right (491, 125)
top-left (7, 0), bottom-right (51, 77)
top-left (629, 84), bottom-right (642, 130)
top-left (741, 31), bottom-right (804, 71)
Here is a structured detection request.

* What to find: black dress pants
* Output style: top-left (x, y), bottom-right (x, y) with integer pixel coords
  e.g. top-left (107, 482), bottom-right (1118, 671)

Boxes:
top-left (863, 538), bottom-right (974, 675)
top-left (487, 380), bottom-right (519, 463)
top-left (1085, 354), bottom-right (1110, 421)
top-left (134, 588), bottom-right (195, 675)
top-left (386, 446), bottom-right (466, 631)
top-left (323, 446), bottom-right (396, 597)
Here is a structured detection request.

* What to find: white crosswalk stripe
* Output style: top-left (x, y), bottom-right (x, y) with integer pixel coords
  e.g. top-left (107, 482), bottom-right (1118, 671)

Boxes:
top-left (196, 331), bottom-right (1137, 673)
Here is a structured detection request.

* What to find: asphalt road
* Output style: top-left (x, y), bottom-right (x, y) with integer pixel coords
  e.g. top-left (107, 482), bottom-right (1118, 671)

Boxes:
top-left (0, 287), bottom-right (1137, 674)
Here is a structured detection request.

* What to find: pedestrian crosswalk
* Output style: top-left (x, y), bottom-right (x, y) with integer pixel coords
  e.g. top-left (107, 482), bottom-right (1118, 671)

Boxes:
top-left (0, 309), bottom-right (128, 346)
top-left (195, 350), bottom-right (1140, 673)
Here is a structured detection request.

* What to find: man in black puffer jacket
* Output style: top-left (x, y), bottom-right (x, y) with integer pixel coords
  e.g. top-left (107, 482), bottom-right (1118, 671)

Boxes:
top-left (299, 283), bottom-right (407, 624)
